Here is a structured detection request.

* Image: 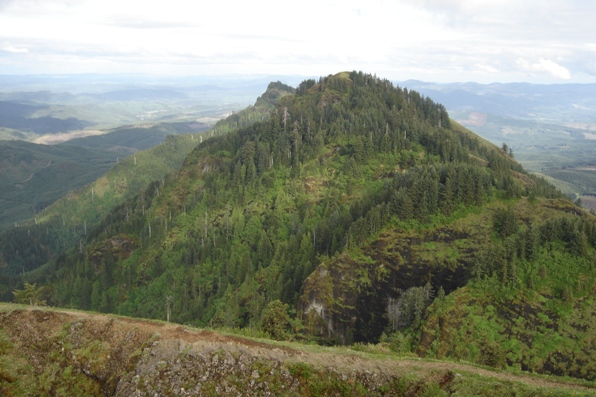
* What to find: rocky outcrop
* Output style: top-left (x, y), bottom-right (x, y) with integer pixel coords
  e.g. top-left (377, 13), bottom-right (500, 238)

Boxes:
top-left (0, 306), bottom-right (410, 396)
top-left (298, 224), bottom-right (477, 345)
top-left (0, 305), bottom-right (589, 396)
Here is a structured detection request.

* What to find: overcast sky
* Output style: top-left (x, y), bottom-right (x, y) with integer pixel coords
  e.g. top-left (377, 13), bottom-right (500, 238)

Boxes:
top-left (0, 0), bottom-right (594, 83)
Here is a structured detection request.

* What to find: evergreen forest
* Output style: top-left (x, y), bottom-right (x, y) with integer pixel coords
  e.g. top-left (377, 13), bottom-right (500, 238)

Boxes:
top-left (4, 72), bottom-right (596, 381)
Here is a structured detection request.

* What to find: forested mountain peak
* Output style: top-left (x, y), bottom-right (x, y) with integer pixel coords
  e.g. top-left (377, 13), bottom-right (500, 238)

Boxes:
top-left (10, 72), bottom-right (596, 381)
top-left (0, 81), bottom-right (294, 295)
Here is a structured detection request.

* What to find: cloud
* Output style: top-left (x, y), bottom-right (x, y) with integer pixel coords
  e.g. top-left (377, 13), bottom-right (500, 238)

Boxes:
top-left (517, 58), bottom-right (571, 80)
top-left (0, 0), bottom-right (594, 82)
top-left (1, 44), bottom-right (29, 53)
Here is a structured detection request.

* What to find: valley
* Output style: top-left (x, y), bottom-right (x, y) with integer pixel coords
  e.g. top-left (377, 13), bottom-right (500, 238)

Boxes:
top-left (0, 121), bottom-right (207, 230)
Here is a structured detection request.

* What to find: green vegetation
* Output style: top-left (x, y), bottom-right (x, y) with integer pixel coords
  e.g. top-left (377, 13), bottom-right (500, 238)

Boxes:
top-left (542, 168), bottom-right (596, 196)
top-left (64, 121), bottom-right (207, 155)
top-left (0, 304), bottom-right (593, 396)
top-left (12, 282), bottom-right (47, 306)
top-left (0, 120), bottom-right (211, 230)
top-left (27, 72), bottom-right (486, 326)
top-left (413, 229), bottom-right (596, 379)
top-left (3, 72), bottom-right (596, 387)
top-left (0, 140), bottom-right (119, 228)
top-left (449, 111), bottom-right (596, 210)
top-left (261, 299), bottom-right (291, 340)
top-left (0, 82), bottom-right (295, 300)
top-left (0, 134), bottom-right (197, 289)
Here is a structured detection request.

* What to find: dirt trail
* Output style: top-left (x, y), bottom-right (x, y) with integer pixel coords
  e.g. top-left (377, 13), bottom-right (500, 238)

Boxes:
top-left (18, 160), bottom-right (51, 183)
top-left (9, 305), bottom-right (595, 393)
top-left (20, 172), bottom-right (34, 183)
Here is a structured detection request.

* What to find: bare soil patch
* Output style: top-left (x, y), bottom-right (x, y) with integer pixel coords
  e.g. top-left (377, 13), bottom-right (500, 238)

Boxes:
top-left (34, 129), bottom-right (107, 145)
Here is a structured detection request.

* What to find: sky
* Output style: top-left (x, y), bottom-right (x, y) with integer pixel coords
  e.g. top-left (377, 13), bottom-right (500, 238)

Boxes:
top-left (0, 0), bottom-right (595, 84)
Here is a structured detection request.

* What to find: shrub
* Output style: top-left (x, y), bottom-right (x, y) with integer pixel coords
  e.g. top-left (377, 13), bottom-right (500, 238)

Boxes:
top-left (261, 300), bottom-right (290, 341)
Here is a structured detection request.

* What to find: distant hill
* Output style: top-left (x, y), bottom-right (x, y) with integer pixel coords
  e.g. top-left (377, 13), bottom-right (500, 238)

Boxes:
top-left (0, 140), bottom-right (118, 227)
top-left (0, 74), bottom-right (305, 142)
top-left (401, 80), bottom-right (596, 123)
top-left (63, 121), bottom-right (210, 156)
top-left (400, 80), bottom-right (596, 150)
top-left (0, 100), bottom-right (91, 135)
top-left (90, 87), bottom-right (188, 101)
top-left (0, 100), bottom-right (42, 117)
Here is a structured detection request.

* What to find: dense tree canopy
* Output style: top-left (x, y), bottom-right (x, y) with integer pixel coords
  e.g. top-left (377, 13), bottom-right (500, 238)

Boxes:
top-left (8, 73), bottom-right (584, 362)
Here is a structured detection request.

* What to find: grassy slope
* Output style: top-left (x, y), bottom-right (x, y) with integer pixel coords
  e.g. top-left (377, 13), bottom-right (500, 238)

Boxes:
top-left (415, 218), bottom-right (596, 373)
top-left (298, 196), bottom-right (591, 337)
top-left (37, 133), bottom-right (200, 227)
top-left (399, 197), bottom-right (596, 379)
top-left (0, 303), bottom-right (593, 397)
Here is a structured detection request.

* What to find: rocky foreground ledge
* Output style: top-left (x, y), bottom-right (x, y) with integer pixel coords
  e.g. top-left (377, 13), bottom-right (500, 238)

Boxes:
top-left (0, 304), bottom-right (593, 396)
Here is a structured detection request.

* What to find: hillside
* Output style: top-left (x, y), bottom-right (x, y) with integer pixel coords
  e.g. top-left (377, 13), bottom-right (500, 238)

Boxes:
top-left (0, 140), bottom-right (118, 228)
top-left (61, 121), bottom-right (208, 156)
top-left (0, 304), bottom-right (593, 396)
top-left (401, 80), bottom-right (596, 210)
top-left (0, 120), bottom-right (208, 230)
top-left (0, 82), bottom-right (295, 299)
top-left (12, 72), bottom-right (596, 382)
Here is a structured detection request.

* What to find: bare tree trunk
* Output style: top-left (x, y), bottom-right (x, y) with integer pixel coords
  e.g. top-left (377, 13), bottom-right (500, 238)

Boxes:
top-left (166, 295), bottom-right (173, 322)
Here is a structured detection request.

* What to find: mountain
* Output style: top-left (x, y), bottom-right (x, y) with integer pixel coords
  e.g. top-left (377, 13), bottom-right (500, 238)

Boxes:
top-left (401, 80), bottom-right (596, 209)
top-left (0, 81), bottom-right (295, 297)
top-left (9, 72), bottom-right (596, 382)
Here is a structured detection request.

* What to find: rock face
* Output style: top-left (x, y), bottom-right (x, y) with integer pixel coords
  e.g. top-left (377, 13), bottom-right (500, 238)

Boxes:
top-left (0, 306), bottom-right (407, 396)
top-left (114, 339), bottom-right (392, 396)
top-left (298, 220), bottom-right (481, 345)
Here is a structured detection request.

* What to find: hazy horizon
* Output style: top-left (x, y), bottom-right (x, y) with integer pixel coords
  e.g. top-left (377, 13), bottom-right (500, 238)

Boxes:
top-left (1, 0), bottom-right (594, 85)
